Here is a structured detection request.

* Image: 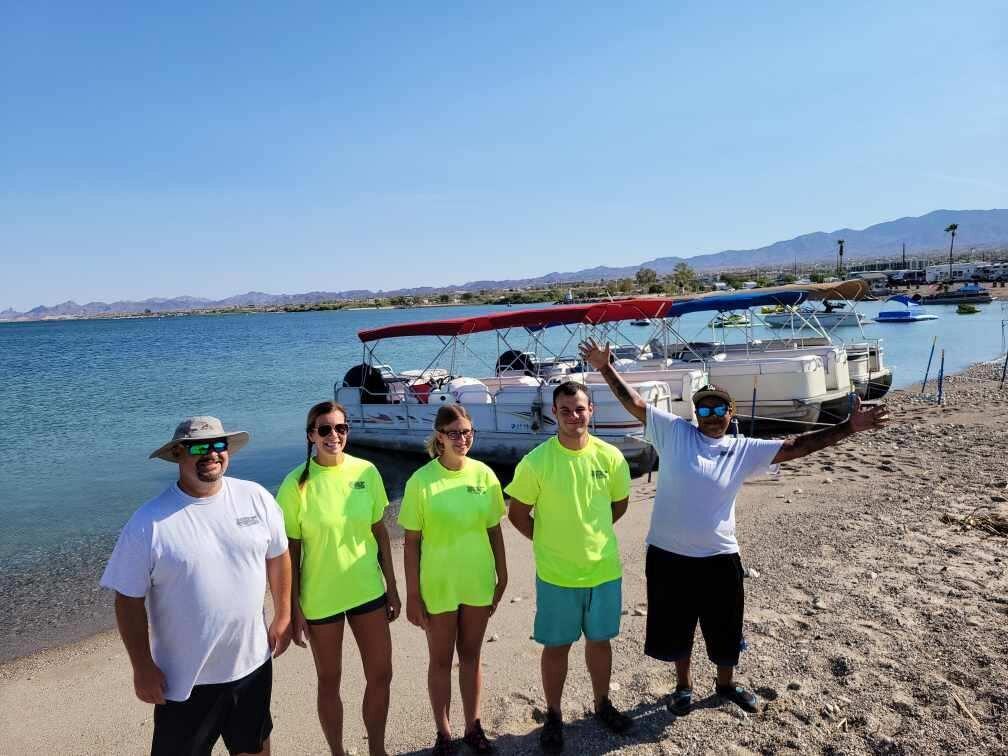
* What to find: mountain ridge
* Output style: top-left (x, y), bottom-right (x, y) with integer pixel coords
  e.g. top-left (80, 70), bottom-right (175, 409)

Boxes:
top-left (5, 208), bottom-right (1007, 320)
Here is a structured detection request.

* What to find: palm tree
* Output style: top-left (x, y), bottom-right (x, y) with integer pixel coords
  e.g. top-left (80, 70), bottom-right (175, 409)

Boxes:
top-left (836, 239), bottom-right (845, 277)
top-left (945, 223), bottom-right (958, 284)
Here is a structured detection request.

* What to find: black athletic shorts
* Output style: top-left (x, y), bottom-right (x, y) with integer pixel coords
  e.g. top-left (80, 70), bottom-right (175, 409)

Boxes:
top-left (643, 545), bottom-right (745, 667)
top-left (306, 592), bottom-right (388, 625)
top-left (152, 659), bottom-right (273, 756)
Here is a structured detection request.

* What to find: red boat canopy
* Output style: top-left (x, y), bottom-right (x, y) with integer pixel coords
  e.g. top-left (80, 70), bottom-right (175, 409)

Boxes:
top-left (357, 299), bottom-right (675, 343)
top-left (356, 291), bottom-right (809, 343)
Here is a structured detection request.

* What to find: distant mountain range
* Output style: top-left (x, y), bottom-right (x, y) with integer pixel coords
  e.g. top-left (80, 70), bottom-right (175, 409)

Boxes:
top-left (5, 208), bottom-right (1007, 321)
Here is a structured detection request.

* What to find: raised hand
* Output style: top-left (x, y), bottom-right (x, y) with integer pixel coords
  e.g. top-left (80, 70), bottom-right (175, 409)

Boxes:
top-left (849, 395), bottom-right (890, 432)
top-left (578, 337), bottom-right (612, 371)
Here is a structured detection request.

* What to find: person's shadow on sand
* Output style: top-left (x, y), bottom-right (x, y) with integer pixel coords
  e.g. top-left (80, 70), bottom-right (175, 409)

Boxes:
top-left (396, 694), bottom-right (729, 755)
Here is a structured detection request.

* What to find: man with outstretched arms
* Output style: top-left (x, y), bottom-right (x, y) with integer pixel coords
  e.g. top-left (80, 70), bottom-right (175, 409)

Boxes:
top-left (579, 338), bottom-right (889, 716)
top-left (101, 416), bottom-right (292, 756)
top-left (506, 381), bottom-right (634, 754)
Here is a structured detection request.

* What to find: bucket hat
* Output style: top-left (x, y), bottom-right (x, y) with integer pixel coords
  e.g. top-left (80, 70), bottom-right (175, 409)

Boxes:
top-left (149, 416), bottom-right (250, 462)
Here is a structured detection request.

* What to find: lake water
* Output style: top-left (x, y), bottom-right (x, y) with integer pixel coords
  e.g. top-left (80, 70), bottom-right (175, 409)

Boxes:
top-left (2, 299), bottom-right (1006, 659)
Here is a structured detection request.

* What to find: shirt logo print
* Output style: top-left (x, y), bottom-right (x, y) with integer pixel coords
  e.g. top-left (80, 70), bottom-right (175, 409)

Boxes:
top-left (467, 485), bottom-right (487, 495)
top-left (592, 469), bottom-right (608, 480)
top-left (236, 515), bottom-right (261, 527)
top-left (353, 481), bottom-right (367, 490)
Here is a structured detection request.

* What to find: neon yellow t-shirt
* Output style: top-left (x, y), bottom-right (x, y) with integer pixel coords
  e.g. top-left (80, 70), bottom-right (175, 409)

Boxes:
top-left (398, 458), bottom-right (506, 614)
top-left (504, 435), bottom-right (631, 588)
top-left (276, 455), bottom-right (388, 620)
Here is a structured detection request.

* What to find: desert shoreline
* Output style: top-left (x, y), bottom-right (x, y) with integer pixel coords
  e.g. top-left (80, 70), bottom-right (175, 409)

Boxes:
top-left (3, 363), bottom-right (1007, 754)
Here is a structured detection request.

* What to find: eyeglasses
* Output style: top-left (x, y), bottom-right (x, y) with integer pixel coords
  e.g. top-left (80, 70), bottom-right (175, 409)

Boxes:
top-left (696, 404), bottom-right (729, 418)
top-left (439, 429), bottom-right (475, 441)
top-left (183, 439), bottom-right (229, 456)
top-left (315, 424), bottom-right (350, 437)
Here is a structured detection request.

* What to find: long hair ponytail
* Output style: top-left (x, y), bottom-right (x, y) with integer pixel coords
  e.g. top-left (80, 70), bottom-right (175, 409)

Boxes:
top-left (298, 401), bottom-right (348, 489)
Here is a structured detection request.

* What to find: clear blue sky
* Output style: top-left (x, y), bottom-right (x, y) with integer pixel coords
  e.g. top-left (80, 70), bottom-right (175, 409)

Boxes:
top-left (2, 1), bottom-right (1005, 310)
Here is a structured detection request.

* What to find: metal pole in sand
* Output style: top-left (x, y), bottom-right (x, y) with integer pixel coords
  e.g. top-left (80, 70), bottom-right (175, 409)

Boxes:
top-left (921, 336), bottom-right (937, 394)
top-left (999, 350), bottom-right (1008, 391)
top-left (749, 375), bottom-right (757, 436)
top-left (937, 349), bottom-right (946, 405)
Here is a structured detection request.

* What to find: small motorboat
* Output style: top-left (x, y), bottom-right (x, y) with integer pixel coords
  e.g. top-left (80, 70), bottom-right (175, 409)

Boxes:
top-left (921, 282), bottom-right (993, 305)
top-left (875, 295), bottom-right (938, 323)
top-left (956, 303), bottom-right (981, 315)
top-left (709, 312), bottom-right (751, 328)
top-left (630, 318), bottom-right (650, 326)
top-left (762, 304), bottom-right (868, 329)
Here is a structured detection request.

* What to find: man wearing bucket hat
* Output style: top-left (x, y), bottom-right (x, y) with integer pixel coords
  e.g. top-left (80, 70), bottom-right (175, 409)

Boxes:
top-left (579, 338), bottom-right (888, 716)
top-left (101, 416), bottom-right (292, 756)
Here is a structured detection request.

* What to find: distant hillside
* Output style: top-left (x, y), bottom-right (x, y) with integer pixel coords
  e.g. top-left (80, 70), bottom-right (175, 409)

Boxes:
top-left (5, 208), bottom-right (1007, 321)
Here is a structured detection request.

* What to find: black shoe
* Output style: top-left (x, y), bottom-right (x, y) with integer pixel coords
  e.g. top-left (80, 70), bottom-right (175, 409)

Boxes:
top-left (594, 697), bottom-right (633, 734)
top-left (539, 709), bottom-right (564, 754)
top-left (667, 685), bottom-right (693, 716)
top-left (716, 683), bottom-right (759, 713)
top-left (432, 730), bottom-right (457, 756)
top-left (462, 719), bottom-right (494, 754)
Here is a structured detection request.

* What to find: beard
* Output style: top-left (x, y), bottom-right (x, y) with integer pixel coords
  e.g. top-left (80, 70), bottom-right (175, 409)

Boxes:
top-left (196, 462), bottom-right (224, 482)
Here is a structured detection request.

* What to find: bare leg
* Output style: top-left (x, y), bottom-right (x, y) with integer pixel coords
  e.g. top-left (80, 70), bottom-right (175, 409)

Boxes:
top-left (347, 606), bottom-right (394, 756)
top-left (716, 665), bottom-right (734, 686)
top-left (307, 621), bottom-right (347, 755)
top-left (456, 604), bottom-right (492, 731)
top-left (584, 639), bottom-right (612, 706)
top-left (675, 656), bottom-right (693, 688)
top-left (541, 644), bottom-right (572, 715)
top-left (425, 610), bottom-right (459, 737)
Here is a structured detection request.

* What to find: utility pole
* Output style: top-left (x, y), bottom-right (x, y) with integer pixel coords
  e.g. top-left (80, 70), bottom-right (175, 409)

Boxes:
top-left (902, 242), bottom-right (906, 269)
top-left (945, 224), bottom-right (958, 284)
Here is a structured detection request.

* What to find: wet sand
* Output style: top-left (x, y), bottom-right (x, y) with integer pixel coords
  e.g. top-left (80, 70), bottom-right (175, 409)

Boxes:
top-left (2, 363), bottom-right (1007, 754)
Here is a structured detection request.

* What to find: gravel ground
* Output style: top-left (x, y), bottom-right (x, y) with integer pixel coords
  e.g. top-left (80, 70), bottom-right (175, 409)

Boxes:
top-left (2, 362), bottom-right (1006, 754)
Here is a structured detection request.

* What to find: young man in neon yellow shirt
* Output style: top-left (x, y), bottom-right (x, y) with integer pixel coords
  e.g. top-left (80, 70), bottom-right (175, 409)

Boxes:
top-left (506, 381), bottom-right (634, 753)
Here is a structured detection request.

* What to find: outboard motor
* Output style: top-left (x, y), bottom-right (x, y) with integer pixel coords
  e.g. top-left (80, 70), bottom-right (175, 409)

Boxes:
top-left (496, 350), bottom-right (539, 376)
top-left (342, 364), bottom-right (389, 404)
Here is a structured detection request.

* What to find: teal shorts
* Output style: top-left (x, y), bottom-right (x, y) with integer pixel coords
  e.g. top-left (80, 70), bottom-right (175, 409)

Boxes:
top-left (533, 576), bottom-right (622, 646)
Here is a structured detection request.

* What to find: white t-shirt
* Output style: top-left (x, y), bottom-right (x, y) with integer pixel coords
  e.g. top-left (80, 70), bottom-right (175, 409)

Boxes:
top-left (645, 404), bottom-right (783, 557)
top-left (100, 477), bottom-right (289, 701)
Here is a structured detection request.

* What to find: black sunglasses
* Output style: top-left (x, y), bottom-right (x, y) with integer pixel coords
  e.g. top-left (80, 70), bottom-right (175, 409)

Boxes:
top-left (315, 423), bottom-right (350, 437)
top-left (438, 428), bottom-right (475, 441)
top-left (183, 439), bottom-right (229, 456)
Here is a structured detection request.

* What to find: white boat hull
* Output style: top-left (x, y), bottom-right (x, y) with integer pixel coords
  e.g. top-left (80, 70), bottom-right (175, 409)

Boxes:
top-left (336, 369), bottom-right (708, 471)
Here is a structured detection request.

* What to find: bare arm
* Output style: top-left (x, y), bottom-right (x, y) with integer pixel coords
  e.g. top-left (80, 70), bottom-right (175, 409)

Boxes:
top-left (507, 499), bottom-right (535, 540)
top-left (773, 397), bottom-right (889, 464)
top-left (372, 520), bottom-right (401, 621)
top-left (288, 539), bottom-right (310, 647)
top-left (403, 529), bottom-right (427, 628)
top-left (487, 524), bottom-right (508, 614)
top-left (113, 592), bottom-right (166, 704)
top-left (611, 497), bottom-right (629, 524)
top-left (265, 549), bottom-right (292, 657)
top-left (578, 338), bottom-right (647, 423)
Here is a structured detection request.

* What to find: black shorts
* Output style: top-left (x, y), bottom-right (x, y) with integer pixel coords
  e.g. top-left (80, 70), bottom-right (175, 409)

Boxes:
top-left (306, 593), bottom-right (388, 625)
top-left (152, 659), bottom-right (273, 756)
top-left (643, 545), bottom-right (745, 667)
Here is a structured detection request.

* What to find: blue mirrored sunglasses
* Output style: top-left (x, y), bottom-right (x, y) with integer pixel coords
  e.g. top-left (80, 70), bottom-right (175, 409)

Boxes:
top-left (696, 404), bottom-right (729, 418)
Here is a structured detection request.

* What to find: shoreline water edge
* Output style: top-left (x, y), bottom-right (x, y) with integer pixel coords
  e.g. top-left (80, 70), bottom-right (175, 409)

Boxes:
top-left (2, 361), bottom-right (1007, 753)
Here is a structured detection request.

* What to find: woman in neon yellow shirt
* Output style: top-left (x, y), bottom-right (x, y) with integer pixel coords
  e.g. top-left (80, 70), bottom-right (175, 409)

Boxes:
top-left (277, 401), bottom-right (401, 756)
top-left (400, 405), bottom-right (508, 755)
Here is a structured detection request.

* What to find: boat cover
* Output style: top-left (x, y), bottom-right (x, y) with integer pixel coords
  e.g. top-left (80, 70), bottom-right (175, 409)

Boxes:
top-left (358, 291), bottom-right (807, 342)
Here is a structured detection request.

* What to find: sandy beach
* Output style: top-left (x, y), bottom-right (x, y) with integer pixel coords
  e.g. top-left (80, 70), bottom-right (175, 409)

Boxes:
top-left (3, 363), bottom-right (1008, 755)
